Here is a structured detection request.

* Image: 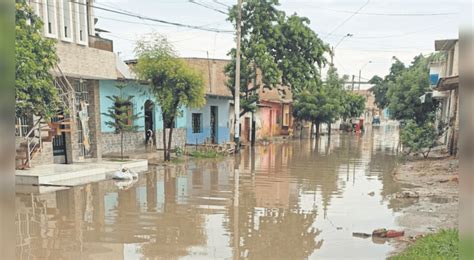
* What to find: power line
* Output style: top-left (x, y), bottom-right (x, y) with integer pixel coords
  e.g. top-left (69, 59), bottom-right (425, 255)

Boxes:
top-left (213, 0), bottom-right (231, 9)
top-left (324, 0), bottom-right (370, 39)
top-left (188, 0), bottom-right (228, 15)
top-left (69, 0), bottom-right (234, 33)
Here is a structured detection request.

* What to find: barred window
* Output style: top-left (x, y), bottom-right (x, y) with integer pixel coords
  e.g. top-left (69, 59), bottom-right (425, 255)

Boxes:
top-left (192, 113), bottom-right (202, 133)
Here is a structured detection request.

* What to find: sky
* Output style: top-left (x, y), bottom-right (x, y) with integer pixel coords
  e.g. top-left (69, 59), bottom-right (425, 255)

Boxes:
top-left (93, 0), bottom-right (469, 85)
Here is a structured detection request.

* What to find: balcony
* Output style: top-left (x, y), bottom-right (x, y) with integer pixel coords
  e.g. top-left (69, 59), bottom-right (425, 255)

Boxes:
top-left (88, 35), bottom-right (113, 52)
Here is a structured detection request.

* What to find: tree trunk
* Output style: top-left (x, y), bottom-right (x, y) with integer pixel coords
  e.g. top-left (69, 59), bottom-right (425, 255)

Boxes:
top-left (167, 117), bottom-right (175, 161)
top-left (162, 113), bottom-right (167, 161)
top-left (120, 131), bottom-right (124, 161)
top-left (328, 123), bottom-right (332, 137)
top-left (315, 122), bottom-right (320, 137)
top-left (310, 122), bottom-right (314, 139)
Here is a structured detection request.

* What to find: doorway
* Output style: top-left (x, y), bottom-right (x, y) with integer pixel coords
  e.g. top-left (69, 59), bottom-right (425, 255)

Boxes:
top-left (144, 100), bottom-right (155, 145)
top-left (210, 106), bottom-right (218, 144)
top-left (52, 114), bottom-right (67, 164)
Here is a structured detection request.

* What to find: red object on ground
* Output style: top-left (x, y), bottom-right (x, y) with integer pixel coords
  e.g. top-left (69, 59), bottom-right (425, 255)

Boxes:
top-left (386, 230), bottom-right (405, 238)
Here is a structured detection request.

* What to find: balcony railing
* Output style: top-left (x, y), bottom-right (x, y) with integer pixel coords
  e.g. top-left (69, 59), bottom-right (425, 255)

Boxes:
top-left (88, 35), bottom-right (113, 52)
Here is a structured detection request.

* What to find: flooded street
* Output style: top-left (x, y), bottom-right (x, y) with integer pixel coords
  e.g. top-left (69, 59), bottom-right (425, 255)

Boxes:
top-left (16, 125), bottom-right (412, 259)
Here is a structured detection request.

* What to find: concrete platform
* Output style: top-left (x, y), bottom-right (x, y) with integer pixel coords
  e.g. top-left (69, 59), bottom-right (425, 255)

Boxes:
top-left (16, 159), bottom-right (148, 187)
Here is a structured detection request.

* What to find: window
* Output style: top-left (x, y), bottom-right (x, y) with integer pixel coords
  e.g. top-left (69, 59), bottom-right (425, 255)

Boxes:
top-left (192, 113), bottom-right (202, 133)
top-left (74, 0), bottom-right (88, 45)
top-left (42, 0), bottom-right (57, 38)
top-left (59, 0), bottom-right (73, 42)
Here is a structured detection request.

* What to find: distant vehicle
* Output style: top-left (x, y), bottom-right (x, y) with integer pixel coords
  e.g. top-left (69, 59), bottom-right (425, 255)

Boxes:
top-left (372, 115), bottom-right (381, 125)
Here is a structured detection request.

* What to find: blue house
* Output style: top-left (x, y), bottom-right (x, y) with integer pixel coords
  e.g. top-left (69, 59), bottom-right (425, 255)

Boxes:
top-left (183, 58), bottom-right (233, 145)
top-left (98, 79), bottom-right (187, 154)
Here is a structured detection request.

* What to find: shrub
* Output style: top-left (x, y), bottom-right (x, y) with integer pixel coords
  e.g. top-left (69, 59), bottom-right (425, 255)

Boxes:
top-left (393, 229), bottom-right (458, 259)
top-left (400, 119), bottom-right (446, 158)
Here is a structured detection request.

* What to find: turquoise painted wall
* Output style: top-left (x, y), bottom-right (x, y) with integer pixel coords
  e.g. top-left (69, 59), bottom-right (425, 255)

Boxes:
top-left (186, 97), bottom-right (231, 144)
top-left (99, 80), bottom-right (186, 133)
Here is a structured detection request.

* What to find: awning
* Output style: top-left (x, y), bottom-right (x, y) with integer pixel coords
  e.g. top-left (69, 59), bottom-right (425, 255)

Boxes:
top-left (435, 75), bottom-right (459, 91)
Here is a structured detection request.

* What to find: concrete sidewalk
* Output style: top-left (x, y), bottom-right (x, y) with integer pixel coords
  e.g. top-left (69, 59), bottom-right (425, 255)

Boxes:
top-left (16, 159), bottom-right (148, 188)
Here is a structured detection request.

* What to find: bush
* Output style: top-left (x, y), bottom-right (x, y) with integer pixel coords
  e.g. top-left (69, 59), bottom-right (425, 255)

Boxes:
top-left (400, 119), bottom-right (445, 158)
top-left (393, 229), bottom-right (459, 259)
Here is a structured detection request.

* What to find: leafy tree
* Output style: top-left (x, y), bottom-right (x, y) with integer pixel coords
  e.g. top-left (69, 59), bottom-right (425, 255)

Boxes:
top-left (341, 92), bottom-right (366, 121)
top-left (225, 0), bottom-right (328, 117)
top-left (386, 54), bottom-right (437, 124)
top-left (102, 84), bottom-right (141, 161)
top-left (369, 57), bottom-right (405, 110)
top-left (400, 118), bottom-right (446, 158)
top-left (275, 14), bottom-right (328, 94)
top-left (323, 66), bottom-right (347, 135)
top-left (15, 0), bottom-right (61, 119)
top-left (134, 35), bottom-right (205, 161)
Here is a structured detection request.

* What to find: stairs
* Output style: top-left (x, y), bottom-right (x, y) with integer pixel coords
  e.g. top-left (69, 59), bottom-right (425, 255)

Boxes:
top-left (15, 117), bottom-right (72, 170)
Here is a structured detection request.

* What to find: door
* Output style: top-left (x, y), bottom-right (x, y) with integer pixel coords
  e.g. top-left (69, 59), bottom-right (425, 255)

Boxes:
top-left (52, 115), bottom-right (67, 164)
top-left (210, 106), bottom-right (218, 144)
top-left (144, 100), bottom-right (155, 145)
top-left (244, 117), bottom-right (250, 142)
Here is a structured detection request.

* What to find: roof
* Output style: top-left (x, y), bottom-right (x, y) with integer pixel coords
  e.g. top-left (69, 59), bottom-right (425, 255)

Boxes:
top-left (435, 39), bottom-right (458, 51)
top-left (181, 58), bottom-right (233, 98)
top-left (435, 75), bottom-right (459, 91)
top-left (259, 85), bottom-right (293, 103)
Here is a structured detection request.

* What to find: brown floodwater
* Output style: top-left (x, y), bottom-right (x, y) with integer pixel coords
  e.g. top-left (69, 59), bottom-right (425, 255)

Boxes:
top-left (16, 124), bottom-right (411, 259)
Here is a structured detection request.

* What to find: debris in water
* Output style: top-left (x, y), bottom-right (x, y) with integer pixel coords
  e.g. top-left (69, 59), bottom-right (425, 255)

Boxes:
top-left (372, 228), bottom-right (387, 237)
top-left (394, 190), bottom-right (419, 199)
top-left (353, 232), bottom-right (371, 238)
top-left (368, 191), bottom-right (375, 196)
top-left (337, 227), bottom-right (343, 230)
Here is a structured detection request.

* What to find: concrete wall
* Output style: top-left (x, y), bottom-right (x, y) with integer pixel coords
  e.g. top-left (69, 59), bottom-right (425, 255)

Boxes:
top-left (186, 97), bottom-right (231, 144)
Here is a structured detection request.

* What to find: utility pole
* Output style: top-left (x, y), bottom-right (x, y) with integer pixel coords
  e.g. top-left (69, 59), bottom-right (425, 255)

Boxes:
top-left (358, 69), bottom-right (361, 90)
top-left (233, 0), bottom-right (242, 152)
top-left (251, 63), bottom-right (257, 147)
top-left (351, 75), bottom-right (355, 91)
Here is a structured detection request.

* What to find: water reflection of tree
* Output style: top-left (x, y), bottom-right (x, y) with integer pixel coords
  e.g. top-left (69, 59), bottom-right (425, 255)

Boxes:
top-left (138, 168), bottom-right (206, 259)
top-left (240, 209), bottom-right (323, 259)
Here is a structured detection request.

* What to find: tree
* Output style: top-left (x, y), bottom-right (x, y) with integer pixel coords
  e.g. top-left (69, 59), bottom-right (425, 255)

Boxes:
top-left (369, 57), bottom-right (405, 110)
top-left (225, 0), bottom-right (328, 116)
top-left (102, 84), bottom-right (141, 161)
top-left (386, 54), bottom-right (438, 124)
top-left (341, 92), bottom-right (366, 121)
top-left (15, 0), bottom-right (61, 119)
top-left (400, 118), bottom-right (446, 158)
top-left (323, 66), bottom-right (347, 135)
top-left (134, 35), bottom-right (205, 161)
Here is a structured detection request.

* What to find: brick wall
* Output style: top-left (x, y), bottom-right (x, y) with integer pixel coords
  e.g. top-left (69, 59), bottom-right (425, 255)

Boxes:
top-left (15, 136), bottom-right (54, 167)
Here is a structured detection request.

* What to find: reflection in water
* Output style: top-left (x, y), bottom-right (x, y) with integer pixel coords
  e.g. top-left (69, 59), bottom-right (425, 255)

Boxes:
top-left (16, 126), bottom-right (409, 259)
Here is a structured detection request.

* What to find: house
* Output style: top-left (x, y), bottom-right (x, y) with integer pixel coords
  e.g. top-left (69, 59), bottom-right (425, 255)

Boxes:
top-left (98, 79), bottom-right (187, 154)
top-left (255, 85), bottom-right (294, 140)
top-left (429, 39), bottom-right (459, 155)
top-left (182, 58), bottom-right (233, 145)
top-left (16, 0), bottom-right (123, 168)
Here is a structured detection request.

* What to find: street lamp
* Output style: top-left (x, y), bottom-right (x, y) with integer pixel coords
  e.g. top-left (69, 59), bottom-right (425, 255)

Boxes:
top-left (358, 60), bottom-right (372, 90)
top-left (330, 33), bottom-right (353, 66)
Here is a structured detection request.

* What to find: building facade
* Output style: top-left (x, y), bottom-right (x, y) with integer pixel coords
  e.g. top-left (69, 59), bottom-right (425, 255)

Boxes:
top-left (429, 39), bottom-right (459, 155)
top-left (183, 58), bottom-right (233, 145)
top-left (16, 0), bottom-right (124, 169)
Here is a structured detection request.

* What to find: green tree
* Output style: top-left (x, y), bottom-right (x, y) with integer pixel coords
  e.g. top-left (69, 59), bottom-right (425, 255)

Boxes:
top-left (102, 84), bottom-right (141, 161)
top-left (15, 0), bottom-right (61, 119)
top-left (225, 0), bottom-right (328, 117)
top-left (400, 118), bottom-right (446, 158)
top-left (341, 92), bottom-right (366, 121)
top-left (386, 55), bottom-right (437, 124)
top-left (134, 35), bottom-right (205, 161)
top-left (369, 57), bottom-right (405, 110)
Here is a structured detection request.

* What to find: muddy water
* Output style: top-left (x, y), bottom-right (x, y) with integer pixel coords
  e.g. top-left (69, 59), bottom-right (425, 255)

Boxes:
top-left (16, 125), bottom-right (411, 259)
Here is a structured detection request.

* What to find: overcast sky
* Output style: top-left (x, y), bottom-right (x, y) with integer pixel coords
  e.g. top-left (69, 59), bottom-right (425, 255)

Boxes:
top-left (94, 0), bottom-right (469, 84)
